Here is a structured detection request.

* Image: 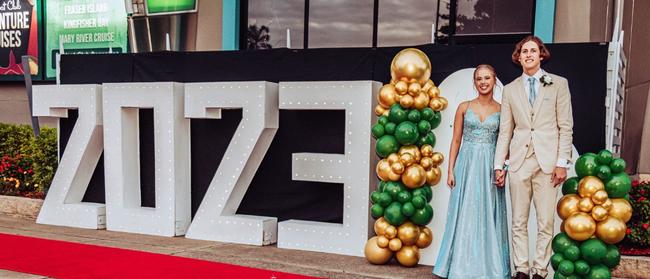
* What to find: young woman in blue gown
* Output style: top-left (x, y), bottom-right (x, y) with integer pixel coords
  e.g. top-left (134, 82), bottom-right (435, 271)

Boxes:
top-left (432, 65), bottom-right (511, 279)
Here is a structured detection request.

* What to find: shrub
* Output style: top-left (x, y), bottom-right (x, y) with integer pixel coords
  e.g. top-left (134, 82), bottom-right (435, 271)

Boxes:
top-left (623, 180), bottom-right (650, 247)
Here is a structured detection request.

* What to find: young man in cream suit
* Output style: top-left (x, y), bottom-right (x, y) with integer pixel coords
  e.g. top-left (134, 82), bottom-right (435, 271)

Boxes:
top-left (494, 36), bottom-right (574, 279)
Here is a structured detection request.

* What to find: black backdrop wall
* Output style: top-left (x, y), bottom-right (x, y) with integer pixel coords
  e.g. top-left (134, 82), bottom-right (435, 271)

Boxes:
top-left (58, 43), bottom-right (608, 224)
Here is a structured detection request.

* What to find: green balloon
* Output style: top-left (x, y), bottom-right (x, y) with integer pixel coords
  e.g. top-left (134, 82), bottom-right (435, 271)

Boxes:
top-left (395, 121), bottom-right (420, 145)
top-left (411, 195), bottom-right (426, 209)
top-left (410, 204), bottom-right (433, 225)
top-left (378, 181), bottom-right (387, 192)
top-left (562, 177), bottom-right (580, 195)
top-left (407, 109), bottom-right (422, 123)
top-left (384, 202), bottom-right (406, 225)
top-left (597, 165), bottom-right (612, 181)
top-left (370, 191), bottom-right (381, 204)
top-left (378, 116), bottom-right (389, 126)
top-left (558, 260), bottom-right (575, 276)
top-left (397, 191), bottom-right (412, 203)
top-left (378, 192), bottom-right (392, 207)
top-left (553, 273), bottom-right (567, 279)
top-left (384, 122), bottom-right (396, 135)
top-left (401, 202), bottom-right (415, 217)
top-left (429, 111), bottom-right (442, 129)
top-left (418, 120), bottom-right (432, 135)
top-left (553, 233), bottom-right (577, 254)
top-left (371, 124), bottom-right (385, 139)
top-left (605, 172), bottom-right (631, 198)
top-left (563, 245), bottom-right (581, 261)
top-left (609, 158), bottom-right (626, 173)
top-left (574, 260), bottom-right (590, 276)
top-left (417, 132), bottom-right (436, 148)
top-left (385, 181), bottom-right (404, 200)
top-left (551, 253), bottom-right (565, 270)
top-left (421, 108), bottom-right (434, 121)
top-left (371, 204), bottom-right (384, 218)
top-left (575, 154), bottom-right (599, 177)
top-left (597, 150), bottom-right (613, 165)
top-left (388, 104), bottom-right (408, 124)
top-left (586, 264), bottom-right (611, 279)
top-left (421, 185), bottom-right (433, 202)
top-left (603, 244), bottom-right (621, 268)
top-left (580, 238), bottom-right (607, 265)
top-left (375, 135), bottom-right (399, 157)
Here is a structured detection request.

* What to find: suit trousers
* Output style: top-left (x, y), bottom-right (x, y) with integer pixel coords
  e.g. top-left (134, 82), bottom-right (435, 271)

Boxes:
top-left (508, 153), bottom-right (558, 278)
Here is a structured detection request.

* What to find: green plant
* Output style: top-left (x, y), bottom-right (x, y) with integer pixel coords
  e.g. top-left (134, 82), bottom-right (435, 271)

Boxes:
top-left (623, 180), bottom-right (650, 247)
top-left (0, 123), bottom-right (58, 198)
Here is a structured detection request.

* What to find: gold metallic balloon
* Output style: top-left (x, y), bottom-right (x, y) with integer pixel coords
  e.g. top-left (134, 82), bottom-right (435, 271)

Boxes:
top-left (402, 164), bottom-right (427, 189)
top-left (426, 167), bottom-right (442, 185)
top-left (388, 238), bottom-right (403, 252)
top-left (422, 80), bottom-right (434, 94)
top-left (395, 81), bottom-right (408, 95)
top-left (428, 86), bottom-right (440, 99)
top-left (400, 153), bottom-right (415, 167)
top-left (578, 176), bottom-right (605, 198)
top-left (438, 97), bottom-right (448, 110)
top-left (596, 216), bottom-right (627, 244)
top-left (396, 246), bottom-right (420, 267)
top-left (591, 190), bottom-right (609, 205)
top-left (399, 145), bottom-right (422, 162)
top-left (385, 226), bottom-right (397, 239)
top-left (560, 220), bottom-right (566, 233)
top-left (420, 144), bottom-right (434, 157)
top-left (564, 212), bottom-right (596, 241)
top-left (394, 94), bottom-right (402, 104)
top-left (376, 235), bottom-right (389, 248)
top-left (578, 197), bottom-right (595, 213)
top-left (376, 160), bottom-right (392, 181)
top-left (375, 105), bottom-right (387, 116)
top-left (557, 194), bottom-right (581, 220)
top-left (431, 152), bottom-right (444, 167)
top-left (601, 198), bottom-right (613, 210)
top-left (397, 222), bottom-right (420, 246)
top-left (608, 198), bottom-right (632, 223)
top-left (378, 84), bottom-right (397, 108)
top-left (419, 157), bottom-right (433, 170)
top-left (408, 82), bottom-right (421, 96)
top-left (364, 237), bottom-right (393, 264)
top-left (429, 98), bottom-right (443, 111)
top-left (387, 153), bottom-right (400, 164)
top-left (390, 48), bottom-right (431, 85)
top-left (391, 162), bottom-right (405, 175)
top-left (413, 92), bottom-right (430, 110)
top-left (400, 94), bottom-right (414, 108)
top-left (374, 217), bottom-right (390, 235)
top-left (415, 227), bottom-right (433, 248)
top-left (591, 205), bottom-right (609, 222)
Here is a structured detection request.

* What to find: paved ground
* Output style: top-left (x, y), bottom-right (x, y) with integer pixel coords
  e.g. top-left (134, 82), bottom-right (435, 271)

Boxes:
top-left (0, 214), bottom-right (433, 279)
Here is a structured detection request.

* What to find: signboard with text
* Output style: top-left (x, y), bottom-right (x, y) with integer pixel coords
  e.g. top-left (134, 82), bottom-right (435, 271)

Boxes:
top-left (45, 0), bottom-right (127, 79)
top-left (0, 0), bottom-right (40, 79)
top-left (145, 0), bottom-right (197, 16)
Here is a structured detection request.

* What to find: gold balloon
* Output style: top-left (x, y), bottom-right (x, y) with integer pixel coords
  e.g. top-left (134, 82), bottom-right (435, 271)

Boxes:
top-left (420, 157), bottom-right (434, 170)
top-left (596, 216), bottom-right (627, 244)
top-left (376, 159), bottom-right (393, 181)
top-left (399, 145), bottom-right (422, 162)
top-left (385, 226), bottom-right (397, 239)
top-left (426, 167), bottom-right (442, 185)
top-left (415, 227), bottom-right (433, 248)
top-left (387, 153), bottom-right (400, 164)
top-left (374, 217), bottom-right (390, 235)
top-left (397, 222), bottom-right (420, 246)
top-left (578, 176), bottom-right (605, 198)
top-left (557, 194), bottom-right (581, 220)
top-left (564, 212), bottom-right (596, 241)
top-left (364, 237), bottom-right (393, 265)
top-left (390, 48), bottom-right (431, 85)
top-left (396, 246), bottom-right (420, 267)
top-left (376, 235), bottom-right (389, 248)
top-left (388, 238), bottom-right (403, 252)
top-left (395, 81), bottom-right (408, 95)
top-left (560, 220), bottom-right (566, 233)
top-left (391, 162), bottom-right (405, 175)
top-left (601, 198), bottom-right (613, 210)
top-left (400, 94), bottom-right (414, 108)
top-left (420, 144), bottom-right (434, 157)
top-left (438, 97), bottom-right (448, 110)
top-left (422, 80), bottom-right (434, 94)
top-left (429, 98), bottom-right (443, 111)
top-left (402, 164), bottom-right (427, 189)
top-left (431, 152), bottom-right (444, 167)
top-left (378, 84), bottom-right (397, 108)
top-left (608, 198), bottom-right (632, 223)
top-left (428, 86), bottom-right (440, 99)
top-left (400, 153), bottom-right (415, 167)
top-left (578, 197), bottom-right (595, 213)
top-left (408, 82), bottom-right (421, 96)
top-left (591, 205), bottom-right (609, 222)
top-left (591, 190), bottom-right (609, 205)
top-left (413, 92), bottom-right (430, 110)
top-left (375, 105), bottom-right (387, 116)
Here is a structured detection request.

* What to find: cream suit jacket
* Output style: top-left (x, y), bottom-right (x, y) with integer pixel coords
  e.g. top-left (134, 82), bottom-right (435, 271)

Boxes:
top-left (495, 73), bottom-right (574, 173)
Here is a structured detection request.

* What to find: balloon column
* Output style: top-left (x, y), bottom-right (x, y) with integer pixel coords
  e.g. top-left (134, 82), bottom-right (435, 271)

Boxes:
top-left (552, 150), bottom-right (632, 278)
top-left (364, 48), bottom-right (446, 267)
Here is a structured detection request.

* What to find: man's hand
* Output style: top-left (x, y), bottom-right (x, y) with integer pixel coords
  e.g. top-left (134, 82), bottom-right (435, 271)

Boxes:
top-left (495, 170), bottom-right (505, 187)
top-left (551, 167), bottom-right (568, 187)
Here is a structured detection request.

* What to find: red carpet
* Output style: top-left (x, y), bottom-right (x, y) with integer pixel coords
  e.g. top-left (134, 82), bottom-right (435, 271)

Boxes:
top-left (0, 233), bottom-right (320, 279)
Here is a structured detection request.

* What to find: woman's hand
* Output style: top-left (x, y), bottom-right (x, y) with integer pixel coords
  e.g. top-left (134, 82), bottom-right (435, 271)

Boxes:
top-left (447, 173), bottom-right (455, 189)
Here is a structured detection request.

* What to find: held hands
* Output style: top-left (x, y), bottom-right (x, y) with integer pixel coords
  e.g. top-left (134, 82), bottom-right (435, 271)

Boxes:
top-left (494, 170), bottom-right (506, 187)
top-left (551, 167), bottom-right (568, 187)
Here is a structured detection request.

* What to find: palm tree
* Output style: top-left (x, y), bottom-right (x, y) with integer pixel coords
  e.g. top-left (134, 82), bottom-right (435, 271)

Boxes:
top-left (247, 24), bottom-right (273, 50)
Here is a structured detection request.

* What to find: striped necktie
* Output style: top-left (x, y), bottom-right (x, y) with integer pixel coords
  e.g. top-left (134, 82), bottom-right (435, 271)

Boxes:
top-left (528, 77), bottom-right (536, 105)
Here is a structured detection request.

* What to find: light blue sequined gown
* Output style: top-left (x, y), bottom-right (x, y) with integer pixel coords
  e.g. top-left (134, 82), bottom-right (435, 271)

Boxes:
top-left (432, 107), bottom-right (510, 279)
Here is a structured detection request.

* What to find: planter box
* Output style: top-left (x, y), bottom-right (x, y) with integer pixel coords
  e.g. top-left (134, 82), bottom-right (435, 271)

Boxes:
top-left (0, 195), bottom-right (43, 219)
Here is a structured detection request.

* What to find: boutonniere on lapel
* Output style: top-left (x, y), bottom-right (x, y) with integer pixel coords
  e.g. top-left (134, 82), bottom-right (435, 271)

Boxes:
top-left (540, 74), bottom-right (553, 87)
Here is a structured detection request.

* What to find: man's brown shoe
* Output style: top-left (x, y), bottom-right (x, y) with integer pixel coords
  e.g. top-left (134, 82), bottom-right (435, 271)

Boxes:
top-left (512, 272), bottom-right (528, 279)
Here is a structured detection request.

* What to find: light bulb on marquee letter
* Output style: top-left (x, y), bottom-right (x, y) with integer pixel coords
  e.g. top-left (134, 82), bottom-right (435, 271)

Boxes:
top-left (277, 81), bottom-right (380, 257)
top-left (34, 85), bottom-right (105, 229)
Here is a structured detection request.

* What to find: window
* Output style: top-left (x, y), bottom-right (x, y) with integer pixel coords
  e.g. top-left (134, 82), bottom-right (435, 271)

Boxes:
top-left (247, 0), bottom-right (305, 49)
top-left (377, 0), bottom-right (437, 47)
top-left (308, 0), bottom-right (374, 48)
